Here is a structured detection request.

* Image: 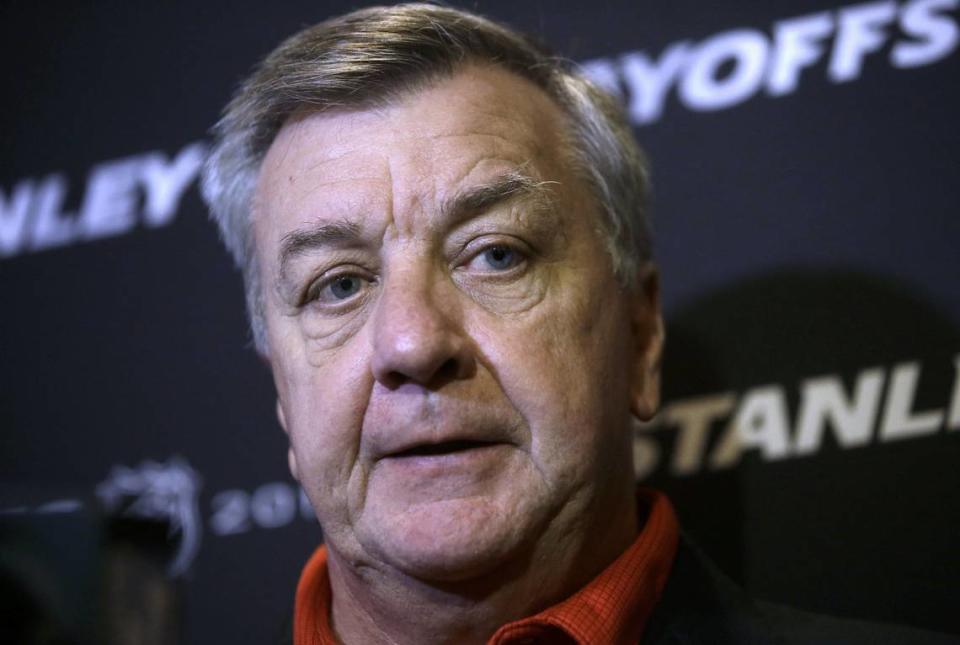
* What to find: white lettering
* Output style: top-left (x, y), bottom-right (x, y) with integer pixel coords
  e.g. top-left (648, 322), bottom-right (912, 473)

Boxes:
top-left (711, 386), bottom-right (792, 469)
top-left (620, 43), bottom-right (691, 124)
top-left (1, 144), bottom-right (206, 260)
top-left (880, 361), bottom-right (944, 440)
top-left (0, 180), bottom-right (35, 257)
top-left (250, 483), bottom-right (296, 529)
top-left (141, 142), bottom-right (207, 227)
top-left (78, 156), bottom-right (143, 241)
top-left (681, 30), bottom-right (769, 111)
top-left (892, 0), bottom-right (960, 67)
top-left (29, 175), bottom-right (75, 251)
top-left (829, 1), bottom-right (898, 82)
top-left (794, 368), bottom-right (885, 455)
top-left (665, 393), bottom-right (736, 475)
top-left (581, 58), bottom-right (624, 100)
top-left (209, 490), bottom-right (251, 536)
top-left (210, 482), bottom-right (308, 535)
top-left (767, 12), bottom-right (835, 96)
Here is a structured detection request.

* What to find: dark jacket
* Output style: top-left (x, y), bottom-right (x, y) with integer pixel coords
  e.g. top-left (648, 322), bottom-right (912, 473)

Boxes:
top-left (642, 537), bottom-right (959, 645)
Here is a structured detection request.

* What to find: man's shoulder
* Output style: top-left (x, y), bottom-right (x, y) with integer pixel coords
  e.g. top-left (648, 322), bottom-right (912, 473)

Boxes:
top-left (642, 536), bottom-right (959, 645)
top-left (754, 599), bottom-right (958, 645)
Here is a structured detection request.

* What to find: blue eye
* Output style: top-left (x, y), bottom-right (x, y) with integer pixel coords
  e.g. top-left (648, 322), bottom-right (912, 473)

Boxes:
top-left (328, 275), bottom-right (362, 300)
top-left (301, 263), bottom-right (378, 311)
top-left (305, 272), bottom-right (371, 306)
top-left (482, 245), bottom-right (517, 270)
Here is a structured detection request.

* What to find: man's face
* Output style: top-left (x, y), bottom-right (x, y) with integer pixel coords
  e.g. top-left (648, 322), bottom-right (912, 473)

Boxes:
top-left (254, 65), bottom-right (661, 581)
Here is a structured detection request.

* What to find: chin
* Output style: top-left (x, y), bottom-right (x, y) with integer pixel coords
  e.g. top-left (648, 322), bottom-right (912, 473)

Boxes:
top-left (359, 495), bottom-right (539, 583)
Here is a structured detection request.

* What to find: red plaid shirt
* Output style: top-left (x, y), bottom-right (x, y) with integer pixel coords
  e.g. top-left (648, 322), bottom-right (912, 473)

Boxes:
top-left (295, 489), bottom-right (679, 645)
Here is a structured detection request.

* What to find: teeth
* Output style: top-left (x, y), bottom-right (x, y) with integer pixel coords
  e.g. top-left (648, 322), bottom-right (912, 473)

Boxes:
top-left (396, 440), bottom-right (493, 457)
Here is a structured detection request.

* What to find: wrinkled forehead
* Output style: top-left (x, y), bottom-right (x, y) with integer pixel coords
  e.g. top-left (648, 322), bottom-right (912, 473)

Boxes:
top-left (270, 60), bottom-right (574, 156)
top-left (252, 64), bottom-right (587, 237)
top-left (268, 64), bottom-right (573, 164)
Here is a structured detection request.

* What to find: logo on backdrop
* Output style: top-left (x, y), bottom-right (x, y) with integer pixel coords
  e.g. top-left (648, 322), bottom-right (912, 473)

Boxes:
top-left (634, 353), bottom-right (960, 479)
top-left (1, 0), bottom-right (957, 261)
top-left (92, 458), bottom-right (317, 576)
top-left (583, 0), bottom-right (959, 124)
top-left (0, 141), bottom-right (206, 260)
top-left (96, 457), bottom-right (203, 576)
top-left (2, 458), bottom-right (318, 577)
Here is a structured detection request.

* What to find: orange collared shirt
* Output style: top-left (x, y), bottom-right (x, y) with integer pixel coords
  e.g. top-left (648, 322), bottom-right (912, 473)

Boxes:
top-left (294, 489), bottom-right (679, 645)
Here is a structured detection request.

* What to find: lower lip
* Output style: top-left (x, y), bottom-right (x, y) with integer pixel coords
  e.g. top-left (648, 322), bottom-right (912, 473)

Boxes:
top-left (378, 443), bottom-right (510, 477)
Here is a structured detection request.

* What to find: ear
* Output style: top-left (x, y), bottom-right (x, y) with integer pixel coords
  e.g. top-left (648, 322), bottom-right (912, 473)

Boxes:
top-left (276, 398), bottom-right (300, 482)
top-left (629, 265), bottom-right (664, 421)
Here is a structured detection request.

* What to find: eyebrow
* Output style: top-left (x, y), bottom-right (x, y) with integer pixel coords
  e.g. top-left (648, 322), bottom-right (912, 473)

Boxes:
top-left (440, 169), bottom-right (555, 225)
top-left (276, 169), bottom-right (555, 285)
top-left (278, 220), bottom-right (362, 278)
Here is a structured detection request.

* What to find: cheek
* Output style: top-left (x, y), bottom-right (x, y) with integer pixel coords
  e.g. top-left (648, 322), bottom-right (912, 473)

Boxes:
top-left (455, 261), bottom-right (550, 316)
top-left (272, 332), bottom-right (374, 500)
top-left (467, 280), bottom-right (633, 465)
top-left (297, 301), bottom-right (372, 354)
top-left (264, 281), bottom-right (371, 363)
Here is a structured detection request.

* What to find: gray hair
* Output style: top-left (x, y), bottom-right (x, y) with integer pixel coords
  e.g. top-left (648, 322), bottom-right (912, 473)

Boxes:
top-left (201, 2), bottom-right (651, 354)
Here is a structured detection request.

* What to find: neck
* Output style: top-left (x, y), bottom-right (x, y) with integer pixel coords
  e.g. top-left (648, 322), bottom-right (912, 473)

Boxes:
top-left (326, 485), bottom-right (639, 645)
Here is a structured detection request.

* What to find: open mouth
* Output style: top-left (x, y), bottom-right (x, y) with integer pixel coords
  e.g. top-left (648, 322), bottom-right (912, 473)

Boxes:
top-left (391, 439), bottom-right (500, 458)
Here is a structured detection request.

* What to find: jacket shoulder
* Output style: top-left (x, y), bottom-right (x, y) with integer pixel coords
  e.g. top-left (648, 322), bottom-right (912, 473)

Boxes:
top-left (756, 598), bottom-right (959, 645)
top-left (642, 536), bottom-right (959, 645)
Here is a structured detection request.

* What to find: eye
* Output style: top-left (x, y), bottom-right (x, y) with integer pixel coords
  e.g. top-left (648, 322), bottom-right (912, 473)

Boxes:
top-left (465, 243), bottom-right (525, 273)
top-left (482, 245), bottom-right (518, 271)
top-left (304, 271), bottom-right (374, 307)
top-left (329, 275), bottom-right (363, 299)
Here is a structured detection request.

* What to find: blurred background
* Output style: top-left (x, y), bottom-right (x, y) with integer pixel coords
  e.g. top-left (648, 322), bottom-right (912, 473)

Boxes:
top-left (2, 0), bottom-right (958, 642)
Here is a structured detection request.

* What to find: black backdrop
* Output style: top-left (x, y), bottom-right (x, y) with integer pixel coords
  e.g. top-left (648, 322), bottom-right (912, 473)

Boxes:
top-left (2, 1), bottom-right (958, 643)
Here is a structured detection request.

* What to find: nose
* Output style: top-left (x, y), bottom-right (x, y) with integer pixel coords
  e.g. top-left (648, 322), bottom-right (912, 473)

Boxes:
top-left (370, 267), bottom-right (474, 389)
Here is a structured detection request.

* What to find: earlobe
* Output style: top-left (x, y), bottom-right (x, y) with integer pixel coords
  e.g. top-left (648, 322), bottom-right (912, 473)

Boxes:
top-left (287, 447), bottom-right (301, 483)
top-left (629, 266), bottom-right (664, 421)
top-left (276, 399), bottom-right (300, 482)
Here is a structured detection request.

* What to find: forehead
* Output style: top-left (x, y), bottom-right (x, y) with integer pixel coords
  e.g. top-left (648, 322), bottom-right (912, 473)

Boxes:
top-left (253, 65), bottom-right (582, 238)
